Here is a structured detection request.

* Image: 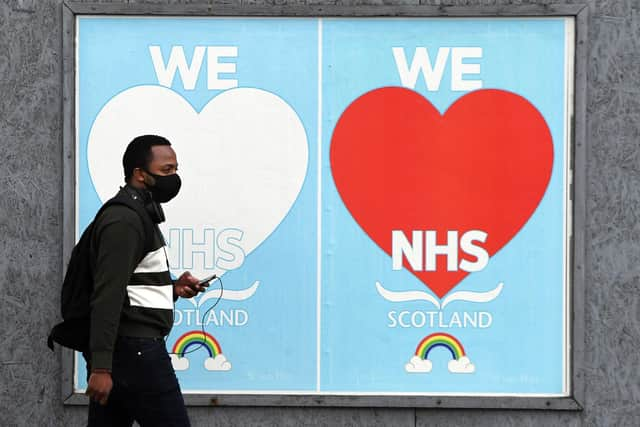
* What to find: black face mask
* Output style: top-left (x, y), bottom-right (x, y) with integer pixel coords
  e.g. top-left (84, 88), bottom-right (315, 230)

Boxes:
top-left (144, 170), bottom-right (181, 203)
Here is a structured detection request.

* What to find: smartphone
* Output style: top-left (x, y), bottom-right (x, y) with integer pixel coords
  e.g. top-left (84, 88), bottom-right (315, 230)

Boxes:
top-left (198, 273), bottom-right (217, 286)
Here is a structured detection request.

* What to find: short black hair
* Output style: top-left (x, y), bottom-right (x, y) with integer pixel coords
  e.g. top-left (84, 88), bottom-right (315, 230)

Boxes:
top-left (122, 135), bottom-right (172, 182)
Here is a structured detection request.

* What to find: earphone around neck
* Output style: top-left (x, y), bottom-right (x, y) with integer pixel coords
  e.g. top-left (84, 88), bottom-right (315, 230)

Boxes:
top-left (122, 185), bottom-right (165, 224)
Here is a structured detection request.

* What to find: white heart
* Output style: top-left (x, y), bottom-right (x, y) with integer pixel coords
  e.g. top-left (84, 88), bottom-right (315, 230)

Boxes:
top-left (87, 85), bottom-right (309, 279)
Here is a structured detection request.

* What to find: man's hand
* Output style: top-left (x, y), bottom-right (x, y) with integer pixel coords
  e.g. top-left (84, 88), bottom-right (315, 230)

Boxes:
top-left (174, 271), bottom-right (207, 299)
top-left (86, 370), bottom-right (113, 405)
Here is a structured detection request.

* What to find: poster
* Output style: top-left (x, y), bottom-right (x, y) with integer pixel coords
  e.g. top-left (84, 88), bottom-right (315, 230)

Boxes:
top-left (75, 16), bottom-right (573, 396)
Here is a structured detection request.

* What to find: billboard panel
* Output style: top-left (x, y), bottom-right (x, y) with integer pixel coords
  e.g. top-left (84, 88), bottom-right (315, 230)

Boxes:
top-left (74, 16), bottom-right (574, 398)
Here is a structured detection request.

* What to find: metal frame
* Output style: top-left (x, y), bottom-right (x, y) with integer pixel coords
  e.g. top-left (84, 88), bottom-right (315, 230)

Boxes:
top-left (61, 1), bottom-right (588, 410)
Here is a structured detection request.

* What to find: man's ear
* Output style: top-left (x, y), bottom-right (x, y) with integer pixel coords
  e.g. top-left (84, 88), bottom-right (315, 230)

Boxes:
top-left (132, 167), bottom-right (146, 185)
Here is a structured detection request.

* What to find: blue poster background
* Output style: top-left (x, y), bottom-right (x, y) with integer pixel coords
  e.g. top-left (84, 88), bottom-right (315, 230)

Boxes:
top-left (76, 17), bottom-right (319, 392)
top-left (321, 18), bottom-right (567, 394)
top-left (76, 17), bottom-right (569, 395)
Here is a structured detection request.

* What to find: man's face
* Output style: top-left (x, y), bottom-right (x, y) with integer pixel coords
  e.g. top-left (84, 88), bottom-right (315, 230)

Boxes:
top-left (144, 145), bottom-right (178, 185)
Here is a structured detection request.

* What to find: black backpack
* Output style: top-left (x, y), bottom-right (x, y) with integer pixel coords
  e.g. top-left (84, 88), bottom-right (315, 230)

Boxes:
top-left (47, 188), bottom-right (155, 353)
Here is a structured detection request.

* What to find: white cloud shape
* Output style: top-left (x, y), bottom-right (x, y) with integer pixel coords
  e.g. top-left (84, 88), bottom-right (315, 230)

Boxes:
top-left (204, 354), bottom-right (232, 371)
top-left (170, 354), bottom-right (190, 371)
top-left (448, 356), bottom-right (476, 374)
top-left (405, 355), bottom-right (433, 373)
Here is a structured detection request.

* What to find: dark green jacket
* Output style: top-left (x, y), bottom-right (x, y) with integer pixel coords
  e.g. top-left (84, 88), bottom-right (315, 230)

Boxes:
top-left (89, 187), bottom-right (173, 370)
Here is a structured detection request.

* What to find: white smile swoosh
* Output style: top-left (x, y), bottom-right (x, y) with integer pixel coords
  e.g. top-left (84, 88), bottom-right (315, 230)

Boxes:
top-left (441, 282), bottom-right (504, 308)
top-left (197, 281), bottom-right (260, 307)
top-left (375, 282), bottom-right (441, 309)
top-left (375, 281), bottom-right (504, 309)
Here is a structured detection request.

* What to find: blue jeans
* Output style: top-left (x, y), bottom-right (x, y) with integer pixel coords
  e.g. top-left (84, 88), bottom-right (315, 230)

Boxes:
top-left (86, 336), bottom-right (190, 427)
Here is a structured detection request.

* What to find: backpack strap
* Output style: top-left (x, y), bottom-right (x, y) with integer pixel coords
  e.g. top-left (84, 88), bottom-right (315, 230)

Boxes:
top-left (98, 187), bottom-right (157, 257)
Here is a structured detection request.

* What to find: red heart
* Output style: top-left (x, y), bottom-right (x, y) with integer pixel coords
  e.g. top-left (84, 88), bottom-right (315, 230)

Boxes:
top-left (330, 87), bottom-right (553, 298)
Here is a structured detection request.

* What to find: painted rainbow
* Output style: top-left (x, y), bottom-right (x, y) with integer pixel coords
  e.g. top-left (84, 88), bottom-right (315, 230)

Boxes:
top-left (415, 332), bottom-right (465, 361)
top-left (172, 330), bottom-right (222, 358)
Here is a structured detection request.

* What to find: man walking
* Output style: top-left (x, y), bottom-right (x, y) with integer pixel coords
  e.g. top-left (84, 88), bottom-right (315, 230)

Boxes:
top-left (84, 135), bottom-right (204, 426)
